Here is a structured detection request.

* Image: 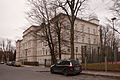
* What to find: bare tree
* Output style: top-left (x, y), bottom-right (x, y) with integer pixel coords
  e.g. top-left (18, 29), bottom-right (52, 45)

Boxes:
top-left (0, 39), bottom-right (15, 62)
top-left (53, 0), bottom-right (87, 59)
top-left (26, 0), bottom-right (89, 64)
top-left (27, 0), bottom-right (64, 64)
top-left (111, 0), bottom-right (120, 18)
top-left (100, 22), bottom-right (120, 64)
top-left (52, 17), bottom-right (63, 60)
top-left (110, 0), bottom-right (120, 29)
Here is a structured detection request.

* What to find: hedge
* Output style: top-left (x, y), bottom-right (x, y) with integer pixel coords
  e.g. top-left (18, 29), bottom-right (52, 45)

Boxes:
top-left (23, 61), bottom-right (39, 66)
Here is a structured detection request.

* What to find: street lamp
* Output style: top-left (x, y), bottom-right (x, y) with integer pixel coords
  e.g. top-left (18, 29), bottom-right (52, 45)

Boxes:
top-left (111, 17), bottom-right (116, 36)
top-left (111, 17), bottom-right (116, 35)
top-left (111, 17), bottom-right (116, 21)
top-left (111, 17), bottom-right (116, 64)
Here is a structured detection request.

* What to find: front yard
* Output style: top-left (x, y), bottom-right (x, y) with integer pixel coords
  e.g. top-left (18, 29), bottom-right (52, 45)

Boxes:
top-left (82, 63), bottom-right (120, 72)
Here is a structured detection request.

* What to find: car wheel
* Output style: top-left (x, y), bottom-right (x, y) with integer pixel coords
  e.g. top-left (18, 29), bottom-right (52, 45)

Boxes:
top-left (63, 69), bottom-right (68, 76)
top-left (77, 72), bottom-right (80, 75)
top-left (50, 68), bottom-right (54, 74)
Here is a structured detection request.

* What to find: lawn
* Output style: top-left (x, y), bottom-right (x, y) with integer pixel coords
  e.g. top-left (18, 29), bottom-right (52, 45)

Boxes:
top-left (82, 63), bottom-right (120, 72)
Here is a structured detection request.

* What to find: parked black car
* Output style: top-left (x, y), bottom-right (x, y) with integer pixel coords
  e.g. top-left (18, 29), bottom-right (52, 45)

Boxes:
top-left (50, 60), bottom-right (82, 75)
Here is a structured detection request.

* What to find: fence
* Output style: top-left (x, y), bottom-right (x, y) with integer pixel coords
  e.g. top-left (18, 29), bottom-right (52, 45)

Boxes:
top-left (81, 46), bottom-right (120, 71)
top-left (81, 46), bottom-right (120, 63)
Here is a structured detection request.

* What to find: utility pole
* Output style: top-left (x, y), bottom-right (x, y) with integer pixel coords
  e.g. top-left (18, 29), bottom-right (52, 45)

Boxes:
top-left (111, 17), bottom-right (117, 64)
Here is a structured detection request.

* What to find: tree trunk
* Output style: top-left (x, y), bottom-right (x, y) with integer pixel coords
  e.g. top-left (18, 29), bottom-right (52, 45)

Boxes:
top-left (51, 50), bottom-right (56, 64)
top-left (56, 21), bottom-right (61, 60)
top-left (70, 21), bottom-right (74, 59)
top-left (58, 33), bottom-right (61, 60)
top-left (85, 57), bottom-right (87, 70)
top-left (105, 56), bottom-right (108, 72)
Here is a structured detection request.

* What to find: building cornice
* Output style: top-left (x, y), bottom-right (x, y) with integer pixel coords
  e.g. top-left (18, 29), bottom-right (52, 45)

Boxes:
top-left (50, 13), bottom-right (99, 26)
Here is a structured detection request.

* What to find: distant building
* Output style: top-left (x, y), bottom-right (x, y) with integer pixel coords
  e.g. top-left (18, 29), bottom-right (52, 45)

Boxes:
top-left (16, 13), bottom-right (100, 64)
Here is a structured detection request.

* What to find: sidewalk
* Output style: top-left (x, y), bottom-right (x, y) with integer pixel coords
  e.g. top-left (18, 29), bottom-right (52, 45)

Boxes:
top-left (81, 70), bottom-right (120, 78)
top-left (23, 65), bottom-right (120, 78)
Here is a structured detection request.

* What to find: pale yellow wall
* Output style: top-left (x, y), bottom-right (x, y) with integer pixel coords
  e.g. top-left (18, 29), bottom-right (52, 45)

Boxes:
top-left (16, 14), bottom-right (100, 64)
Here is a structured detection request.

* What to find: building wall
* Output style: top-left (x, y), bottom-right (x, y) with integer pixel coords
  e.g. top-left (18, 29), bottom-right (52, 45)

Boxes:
top-left (16, 14), bottom-right (100, 64)
top-left (16, 26), bottom-right (38, 62)
top-left (16, 40), bottom-right (21, 61)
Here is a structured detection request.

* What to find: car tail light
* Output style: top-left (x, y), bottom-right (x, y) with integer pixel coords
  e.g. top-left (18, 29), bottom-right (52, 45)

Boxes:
top-left (68, 62), bottom-right (72, 67)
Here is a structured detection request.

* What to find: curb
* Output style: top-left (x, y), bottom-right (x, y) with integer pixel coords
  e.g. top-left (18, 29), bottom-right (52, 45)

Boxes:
top-left (36, 71), bottom-right (50, 72)
top-left (81, 73), bottom-right (120, 79)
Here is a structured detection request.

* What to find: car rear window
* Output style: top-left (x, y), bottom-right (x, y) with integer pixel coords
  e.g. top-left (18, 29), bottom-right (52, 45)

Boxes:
top-left (61, 61), bottom-right (70, 65)
top-left (71, 60), bottom-right (80, 66)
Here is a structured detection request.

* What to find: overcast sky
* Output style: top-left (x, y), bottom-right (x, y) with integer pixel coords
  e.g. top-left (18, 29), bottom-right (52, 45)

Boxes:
top-left (0, 0), bottom-right (113, 45)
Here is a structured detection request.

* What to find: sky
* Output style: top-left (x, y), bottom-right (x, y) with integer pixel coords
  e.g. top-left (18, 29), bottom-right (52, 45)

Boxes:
top-left (0, 0), bottom-right (29, 43)
top-left (0, 0), bottom-right (114, 46)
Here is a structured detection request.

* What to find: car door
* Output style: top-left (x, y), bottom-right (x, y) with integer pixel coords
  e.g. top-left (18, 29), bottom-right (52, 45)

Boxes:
top-left (53, 61), bottom-right (62, 72)
top-left (57, 61), bottom-right (65, 72)
top-left (55, 61), bottom-right (66, 73)
top-left (58, 61), bottom-right (70, 73)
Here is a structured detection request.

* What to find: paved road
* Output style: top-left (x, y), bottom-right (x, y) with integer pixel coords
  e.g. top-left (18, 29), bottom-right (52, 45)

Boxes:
top-left (0, 64), bottom-right (119, 80)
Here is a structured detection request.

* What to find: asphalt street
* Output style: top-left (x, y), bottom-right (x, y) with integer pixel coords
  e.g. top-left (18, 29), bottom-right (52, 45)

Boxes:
top-left (0, 64), bottom-right (119, 80)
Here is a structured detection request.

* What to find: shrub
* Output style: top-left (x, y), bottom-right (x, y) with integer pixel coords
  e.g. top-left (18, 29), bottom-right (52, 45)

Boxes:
top-left (23, 61), bottom-right (39, 66)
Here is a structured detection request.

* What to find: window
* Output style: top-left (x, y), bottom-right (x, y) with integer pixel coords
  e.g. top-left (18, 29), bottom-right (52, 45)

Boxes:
top-left (42, 48), bottom-right (45, 55)
top-left (75, 35), bottom-right (78, 42)
top-left (67, 48), bottom-right (70, 52)
top-left (65, 22), bottom-right (70, 29)
top-left (56, 61), bottom-right (61, 65)
top-left (76, 47), bottom-right (78, 52)
top-left (29, 42), bottom-right (31, 47)
top-left (46, 49), bottom-right (47, 55)
top-left (88, 27), bottom-right (90, 33)
top-left (42, 42), bottom-right (44, 46)
top-left (82, 36), bottom-right (84, 43)
top-left (61, 61), bottom-right (70, 65)
top-left (93, 29), bottom-right (95, 34)
top-left (81, 24), bottom-right (84, 32)
top-left (94, 38), bottom-right (96, 44)
top-left (88, 38), bottom-right (90, 44)
top-left (43, 42), bottom-right (47, 46)
top-left (71, 60), bottom-right (80, 65)
top-left (75, 24), bottom-right (78, 30)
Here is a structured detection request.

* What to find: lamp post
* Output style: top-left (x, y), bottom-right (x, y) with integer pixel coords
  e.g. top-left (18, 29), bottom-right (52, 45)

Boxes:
top-left (111, 17), bottom-right (116, 37)
top-left (111, 17), bottom-right (116, 64)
